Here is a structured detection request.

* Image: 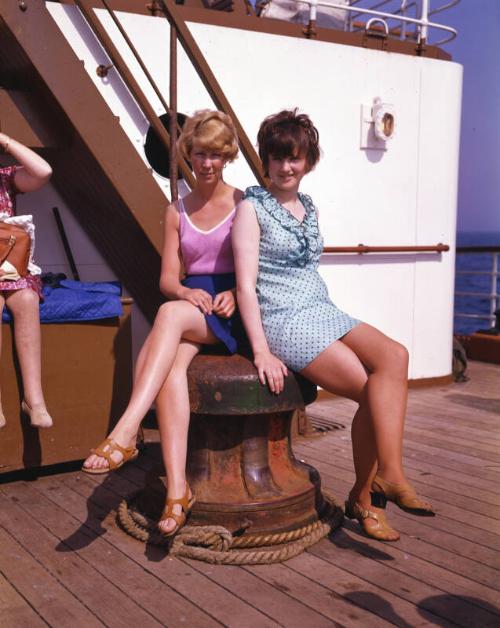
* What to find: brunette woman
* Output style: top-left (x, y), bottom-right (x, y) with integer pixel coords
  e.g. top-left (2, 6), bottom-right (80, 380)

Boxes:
top-left (0, 132), bottom-right (53, 428)
top-left (83, 110), bottom-right (243, 536)
top-left (232, 109), bottom-right (434, 542)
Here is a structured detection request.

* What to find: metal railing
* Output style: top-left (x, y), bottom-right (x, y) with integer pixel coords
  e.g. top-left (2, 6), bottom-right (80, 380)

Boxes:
top-left (73, 0), bottom-right (266, 201)
top-left (323, 243), bottom-right (449, 254)
top-left (298, 0), bottom-right (459, 45)
top-left (455, 246), bottom-right (500, 331)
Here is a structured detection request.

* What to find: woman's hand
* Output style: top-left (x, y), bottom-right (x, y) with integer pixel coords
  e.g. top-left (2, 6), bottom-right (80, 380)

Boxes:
top-left (254, 351), bottom-right (288, 394)
top-left (212, 290), bottom-right (235, 319)
top-left (178, 286), bottom-right (213, 315)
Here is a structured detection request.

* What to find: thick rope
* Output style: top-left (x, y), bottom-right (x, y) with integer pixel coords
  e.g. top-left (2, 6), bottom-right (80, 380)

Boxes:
top-left (117, 491), bottom-right (343, 564)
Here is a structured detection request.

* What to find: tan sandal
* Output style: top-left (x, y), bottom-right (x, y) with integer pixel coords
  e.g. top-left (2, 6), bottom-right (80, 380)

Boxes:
top-left (345, 501), bottom-right (400, 542)
top-left (372, 474), bottom-right (435, 516)
top-left (158, 483), bottom-right (195, 537)
top-left (81, 437), bottom-right (139, 474)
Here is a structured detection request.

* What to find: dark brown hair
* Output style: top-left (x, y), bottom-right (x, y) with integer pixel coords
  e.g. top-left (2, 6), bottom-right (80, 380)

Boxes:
top-left (257, 109), bottom-right (320, 177)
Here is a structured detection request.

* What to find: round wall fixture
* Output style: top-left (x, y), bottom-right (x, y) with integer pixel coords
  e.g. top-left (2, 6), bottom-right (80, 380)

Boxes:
top-left (371, 97), bottom-right (396, 141)
top-left (144, 112), bottom-right (188, 179)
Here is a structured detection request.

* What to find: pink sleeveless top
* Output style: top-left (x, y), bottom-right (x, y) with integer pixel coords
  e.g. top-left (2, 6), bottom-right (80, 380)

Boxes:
top-left (178, 197), bottom-right (235, 275)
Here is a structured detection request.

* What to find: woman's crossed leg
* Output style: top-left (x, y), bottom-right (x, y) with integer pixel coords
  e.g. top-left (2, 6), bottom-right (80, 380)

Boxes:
top-left (83, 299), bottom-right (217, 471)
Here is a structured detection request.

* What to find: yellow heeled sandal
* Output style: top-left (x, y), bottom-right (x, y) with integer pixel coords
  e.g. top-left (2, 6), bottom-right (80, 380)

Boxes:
top-left (372, 474), bottom-right (435, 516)
top-left (345, 501), bottom-right (400, 542)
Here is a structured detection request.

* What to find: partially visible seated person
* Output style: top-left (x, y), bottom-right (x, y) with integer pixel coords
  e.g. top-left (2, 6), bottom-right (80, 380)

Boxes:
top-left (0, 132), bottom-right (53, 429)
top-left (258, 0), bottom-right (348, 30)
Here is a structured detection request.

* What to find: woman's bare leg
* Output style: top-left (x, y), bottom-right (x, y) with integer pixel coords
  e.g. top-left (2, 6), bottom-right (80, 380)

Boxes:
top-left (83, 300), bottom-right (217, 470)
top-left (301, 337), bottom-right (375, 507)
top-left (301, 323), bottom-right (410, 537)
top-left (156, 340), bottom-right (200, 533)
top-left (341, 323), bottom-right (409, 485)
top-left (5, 289), bottom-right (46, 408)
top-left (0, 294), bottom-right (5, 427)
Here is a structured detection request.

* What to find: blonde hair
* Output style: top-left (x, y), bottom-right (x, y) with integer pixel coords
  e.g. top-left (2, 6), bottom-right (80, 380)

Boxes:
top-left (178, 110), bottom-right (239, 163)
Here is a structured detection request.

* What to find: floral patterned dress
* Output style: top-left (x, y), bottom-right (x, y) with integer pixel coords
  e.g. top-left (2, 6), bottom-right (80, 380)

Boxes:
top-left (243, 185), bottom-right (360, 371)
top-left (0, 166), bottom-right (42, 298)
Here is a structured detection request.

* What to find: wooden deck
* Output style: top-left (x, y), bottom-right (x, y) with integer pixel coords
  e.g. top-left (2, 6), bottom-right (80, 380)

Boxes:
top-left (1, 360), bottom-right (499, 627)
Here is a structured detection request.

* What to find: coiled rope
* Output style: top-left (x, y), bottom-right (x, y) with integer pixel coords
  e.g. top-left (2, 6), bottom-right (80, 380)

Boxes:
top-left (117, 491), bottom-right (343, 564)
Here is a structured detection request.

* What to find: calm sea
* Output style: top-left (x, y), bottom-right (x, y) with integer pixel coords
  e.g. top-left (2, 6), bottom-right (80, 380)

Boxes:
top-left (455, 231), bottom-right (500, 335)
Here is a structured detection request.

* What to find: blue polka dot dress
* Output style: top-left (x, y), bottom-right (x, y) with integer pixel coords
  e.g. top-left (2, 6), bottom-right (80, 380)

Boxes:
top-left (243, 186), bottom-right (360, 371)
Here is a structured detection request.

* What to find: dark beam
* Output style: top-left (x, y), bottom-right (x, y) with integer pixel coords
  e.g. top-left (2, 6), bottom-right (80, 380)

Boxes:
top-left (0, 1), bottom-right (167, 320)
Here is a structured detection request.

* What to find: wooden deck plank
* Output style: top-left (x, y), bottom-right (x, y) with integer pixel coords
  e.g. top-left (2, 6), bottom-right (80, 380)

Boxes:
top-left (246, 557), bottom-right (449, 627)
top-left (180, 560), bottom-right (339, 628)
top-left (307, 436), bottom-right (500, 507)
top-left (0, 572), bottom-right (48, 628)
top-left (8, 480), bottom-right (224, 628)
top-left (402, 427), bottom-right (500, 463)
top-left (284, 551), bottom-right (457, 627)
top-left (322, 463), bottom-right (500, 557)
top-left (397, 410), bottom-right (500, 445)
top-left (307, 538), bottom-right (500, 628)
top-left (296, 463), bottom-right (500, 611)
top-left (37, 473), bottom-right (279, 628)
top-left (1, 359), bottom-right (499, 626)
top-left (309, 413), bottom-right (500, 476)
top-left (405, 419), bottom-right (500, 452)
top-left (298, 440), bottom-right (500, 527)
top-left (0, 523), bottom-right (103, 627)
top-left (59, 466), bottom-right (357, 628)
top-left (0, 489), bottom-right (166, 628)
top-left (297, 444), bottom-right (500, 569)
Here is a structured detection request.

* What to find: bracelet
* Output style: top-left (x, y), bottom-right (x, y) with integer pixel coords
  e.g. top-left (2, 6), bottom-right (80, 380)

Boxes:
top-left (1, 136), bottom-right (11, 154)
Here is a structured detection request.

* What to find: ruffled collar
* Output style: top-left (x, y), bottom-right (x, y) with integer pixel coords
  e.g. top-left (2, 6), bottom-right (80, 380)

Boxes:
top-left (244, 186), bottom-right (320, 267)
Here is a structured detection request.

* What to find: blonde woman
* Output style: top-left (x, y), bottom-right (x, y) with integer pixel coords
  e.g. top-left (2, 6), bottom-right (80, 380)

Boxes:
top-left (83, 111), bottom-right (243, 536)
top-left (0, 132), bottom-right (53, 428)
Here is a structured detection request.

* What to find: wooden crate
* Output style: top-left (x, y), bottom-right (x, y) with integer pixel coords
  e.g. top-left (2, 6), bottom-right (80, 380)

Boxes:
top-left (0, 302), bottom-right (132, 473)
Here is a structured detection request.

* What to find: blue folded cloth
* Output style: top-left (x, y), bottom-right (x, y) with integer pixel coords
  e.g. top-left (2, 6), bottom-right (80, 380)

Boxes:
top-left (2, 280), bottom-right (123, 323)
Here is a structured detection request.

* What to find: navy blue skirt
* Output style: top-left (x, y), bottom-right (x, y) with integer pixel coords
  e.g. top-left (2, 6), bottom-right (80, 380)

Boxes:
top-left (181, 273), bottom-right (245, 354)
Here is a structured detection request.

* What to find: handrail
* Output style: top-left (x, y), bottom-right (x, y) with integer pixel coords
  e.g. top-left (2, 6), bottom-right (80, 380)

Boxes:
top-left (455, 247), bottom-right (500, 330)
top-left (300, 0), bottom-right (458, 45)
top-left (158, 0), bottom-right (266, 187)
top-left (75, 0), bottom-right (196, 190)
top-left (323, 243), bottom-right (449, 254)
top-left (429, 0), bottom-right (460, 18)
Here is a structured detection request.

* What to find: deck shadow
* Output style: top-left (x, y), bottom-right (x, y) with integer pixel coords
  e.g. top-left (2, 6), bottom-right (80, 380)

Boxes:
top-left (328, 524), bottom-right (394, 560)
top-left (54, 471), bottom-right (129, 552)
top-left (345, 591), bottom-right (413, 627)
top-left (54, 444), bottom-right (171, 559)
top-left (416, 594), bottom-right (500, 626)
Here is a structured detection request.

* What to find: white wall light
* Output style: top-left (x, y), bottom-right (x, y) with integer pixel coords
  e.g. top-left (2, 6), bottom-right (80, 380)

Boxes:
top-left (360, 97), bottom-right (396, 150)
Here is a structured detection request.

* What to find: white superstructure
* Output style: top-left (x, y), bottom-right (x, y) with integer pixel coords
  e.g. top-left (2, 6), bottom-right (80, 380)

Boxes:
top-left (38, 1), bottom-right (462, 379)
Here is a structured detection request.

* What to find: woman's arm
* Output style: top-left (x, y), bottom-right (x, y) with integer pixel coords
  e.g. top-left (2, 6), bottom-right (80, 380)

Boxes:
top-left (159, 203), bottom-right (213, 314)
top-left (232, 199), bottom-right (287, 393)
top-left (0, 133), bottom-right (52, 193)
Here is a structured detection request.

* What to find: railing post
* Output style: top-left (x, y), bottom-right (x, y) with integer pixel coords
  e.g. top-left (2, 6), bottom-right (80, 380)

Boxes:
top-left (491, 253), bottom-right (499, 326)
top-left (169, 23), bottom-right (178, 201)
top-left (419, 0), bottom-right (429, 43)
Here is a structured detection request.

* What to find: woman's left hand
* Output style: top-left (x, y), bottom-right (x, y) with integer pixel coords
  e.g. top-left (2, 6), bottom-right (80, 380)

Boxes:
top-left (213, 290), bottom-right (236, 319)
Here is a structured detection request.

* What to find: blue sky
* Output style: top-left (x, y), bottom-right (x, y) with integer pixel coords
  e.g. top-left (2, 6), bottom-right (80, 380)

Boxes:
top-left (442, 0), bottom-right (500, 233)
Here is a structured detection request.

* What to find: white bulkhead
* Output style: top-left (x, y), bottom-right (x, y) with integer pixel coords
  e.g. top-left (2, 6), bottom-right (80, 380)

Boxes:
top-left (45, 3), bottom-right (463, 379)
